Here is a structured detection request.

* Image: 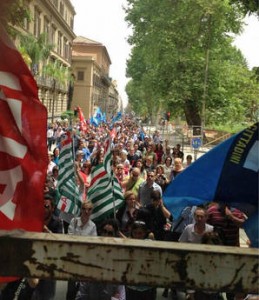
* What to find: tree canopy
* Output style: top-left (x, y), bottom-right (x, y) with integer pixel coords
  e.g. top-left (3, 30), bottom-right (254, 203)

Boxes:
top-left (125, 0), bottom-right (259, 127)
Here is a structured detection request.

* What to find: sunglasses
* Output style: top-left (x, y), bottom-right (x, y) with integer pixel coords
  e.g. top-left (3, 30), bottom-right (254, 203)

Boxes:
top-left (102, 229), bottom-right (114, 236)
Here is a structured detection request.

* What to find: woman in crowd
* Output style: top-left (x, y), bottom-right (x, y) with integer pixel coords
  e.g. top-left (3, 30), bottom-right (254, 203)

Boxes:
top-left (51, 166), bottom-right (59, 188)
top-left (155, 164), bottom-right (170, 192)
top-left (115, 163), bottom-right (127, 191)
top-left (53, 147), bottom-right (60, 165)
top-left (116, 191), bottom-right (140, 236)
top-left (162, 156), bottom-right (173, 181)
top-left (135, 159), bottom-right (147, 180)
top-left (79, 161), bottom-right (92, 195)
top-left (154, 143), bottom-right (164, 165)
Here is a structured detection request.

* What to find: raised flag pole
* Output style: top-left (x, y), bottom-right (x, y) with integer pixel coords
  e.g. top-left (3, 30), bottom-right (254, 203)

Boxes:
top-left (71, 131), bottom-right (82, 229)
top-left (111, 167), bottom-right (117, 220)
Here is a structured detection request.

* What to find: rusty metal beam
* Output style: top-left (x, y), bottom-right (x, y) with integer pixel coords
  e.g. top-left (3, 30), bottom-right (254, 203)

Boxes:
top-left (0, 230), bottom-right (258, 293)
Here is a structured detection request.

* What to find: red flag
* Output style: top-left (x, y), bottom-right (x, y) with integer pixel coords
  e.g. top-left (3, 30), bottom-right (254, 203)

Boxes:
top-left (77, 106), bottom-right (88, 133)
top-left (0, 25), bottom-right (48, 234)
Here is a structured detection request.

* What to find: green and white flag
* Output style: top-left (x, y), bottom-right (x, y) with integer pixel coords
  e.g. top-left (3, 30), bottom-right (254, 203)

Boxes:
top-left (57, 132), bottom-right (82, 216)
top-left (88, 136), bottom-right (124, 221)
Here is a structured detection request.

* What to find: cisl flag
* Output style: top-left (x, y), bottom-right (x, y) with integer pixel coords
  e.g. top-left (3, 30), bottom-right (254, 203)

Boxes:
top-left (0, 24), bottom-right (48, 232)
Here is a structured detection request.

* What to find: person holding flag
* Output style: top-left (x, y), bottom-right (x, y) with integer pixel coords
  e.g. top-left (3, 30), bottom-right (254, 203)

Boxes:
top-left (87, 133), bottom-right (124, 224)
top-left (56, 132), bottom-right (84, 233)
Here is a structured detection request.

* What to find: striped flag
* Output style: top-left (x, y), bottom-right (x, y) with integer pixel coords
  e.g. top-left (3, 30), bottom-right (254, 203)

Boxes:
top-left (88, 136), bottom-right (124, 221)
top-left (57, 132), bottom-right (82, 216)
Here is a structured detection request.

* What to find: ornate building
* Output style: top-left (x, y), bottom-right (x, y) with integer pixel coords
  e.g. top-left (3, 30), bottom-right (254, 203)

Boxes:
top-left (15, 0), bottom-right (121, 121)
top-left (16, 0), bottom-right (76, 122)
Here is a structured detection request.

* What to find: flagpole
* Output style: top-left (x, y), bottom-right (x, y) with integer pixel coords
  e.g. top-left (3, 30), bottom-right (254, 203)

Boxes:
top-left (72, 131), bottom-right (79, 233)
top-left (111, 169), bottom-right (116, 220)
top-left (107, 133), bottom-right (116, 220)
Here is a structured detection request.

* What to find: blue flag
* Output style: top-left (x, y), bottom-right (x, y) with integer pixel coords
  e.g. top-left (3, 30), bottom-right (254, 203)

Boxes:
top-left (111, 111), bottom-right (122, 124)
top-left (95, 107), bottom-right (103, 123)
top-left (90, 107), bottom-right (104, 127)
top-left (163, 123), bottom-right (258, 247)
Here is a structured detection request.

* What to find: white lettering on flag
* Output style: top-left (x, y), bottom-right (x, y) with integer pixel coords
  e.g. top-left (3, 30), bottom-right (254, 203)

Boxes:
top-left (243, 141), bottom-right (259, 172)
top-left (0, 136), bottom-right (27, 159)
top-left (0, 71), bottom-right (21, 91)
top-left (0, 74), bottom-right (27, 220)
top-left (0, 166), bottom-right (23, 220)
top-left (6, 98), bottom-right (22, 131)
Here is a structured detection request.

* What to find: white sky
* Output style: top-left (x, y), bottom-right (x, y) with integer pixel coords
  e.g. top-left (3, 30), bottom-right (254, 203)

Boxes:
top-left (70, 0), bottom-right (259, 108)
top-left (233, 15), bottom-right (259, 69)
top-left (70, 0), bottom-right (131, 108)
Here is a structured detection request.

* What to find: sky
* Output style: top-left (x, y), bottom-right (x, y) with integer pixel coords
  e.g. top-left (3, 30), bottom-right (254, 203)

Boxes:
top-left (70, 0), bottom-right (259, 108)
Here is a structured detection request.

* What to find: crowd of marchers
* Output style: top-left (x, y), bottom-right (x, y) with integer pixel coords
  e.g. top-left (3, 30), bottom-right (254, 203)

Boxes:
top-left (0, 114), bottom-right (256, 300)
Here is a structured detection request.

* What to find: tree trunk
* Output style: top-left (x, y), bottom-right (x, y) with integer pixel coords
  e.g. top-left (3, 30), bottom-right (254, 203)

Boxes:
top-left (184, 99), bottom-right (201, 126)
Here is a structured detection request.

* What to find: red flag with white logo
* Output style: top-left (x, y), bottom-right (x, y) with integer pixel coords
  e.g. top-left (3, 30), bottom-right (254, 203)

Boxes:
top-left (0, 24), bottom-right (48, 234)
top-left (77, 106), bottom-right (88, 133)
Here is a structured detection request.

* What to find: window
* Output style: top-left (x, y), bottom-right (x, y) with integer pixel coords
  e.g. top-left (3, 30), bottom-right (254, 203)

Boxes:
top-left (53, 0), bottom-right (58, 8)
top-left (50, 25), bottom-right (56, 46)
top-left (44, 17), bottom-right (50, 43)
top-left (23, 18), bottom-right (29, 31)
top-left (63, 38), bottom-right (69, 60)
top-left (57, 32), bottom-right (62, 55)
top-left (34, 8), bottom-right (41, 38)
top-left (70, 17), bottom-right (74, 29)
top-left (60, 2), bottom-right (64, 17)
top-left (77, 71), bottom-right (84, 81)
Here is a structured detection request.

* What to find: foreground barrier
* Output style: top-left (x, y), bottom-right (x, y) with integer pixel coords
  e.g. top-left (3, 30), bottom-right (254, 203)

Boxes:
top-left (0, 230), bottom-right (258, 293)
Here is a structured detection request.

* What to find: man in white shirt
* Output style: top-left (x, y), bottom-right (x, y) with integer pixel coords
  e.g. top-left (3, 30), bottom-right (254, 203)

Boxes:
top-left (179, 206), bottom-right (213, 244)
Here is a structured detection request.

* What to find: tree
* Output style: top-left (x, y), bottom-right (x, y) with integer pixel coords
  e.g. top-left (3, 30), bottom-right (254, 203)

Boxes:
top-left (230, 0), bottom-right (259, 16)
top-left (0, 0), bottom-right (30, 26)
top-left (19, 33), bottom-right (54, 75)
top-left (125, 0), bottom-right (256, 127)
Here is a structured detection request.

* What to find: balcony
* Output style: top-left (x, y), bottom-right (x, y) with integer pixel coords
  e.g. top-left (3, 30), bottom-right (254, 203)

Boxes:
top-left (35, 75), bottom-right (68, 92)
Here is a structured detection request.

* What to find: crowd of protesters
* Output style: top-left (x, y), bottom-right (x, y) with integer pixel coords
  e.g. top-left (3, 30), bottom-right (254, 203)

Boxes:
top-left (0, 114), bottom-right (254, 300)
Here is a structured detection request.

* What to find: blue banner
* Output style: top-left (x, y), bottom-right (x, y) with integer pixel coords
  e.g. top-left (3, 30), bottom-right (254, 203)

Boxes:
top-left (163, 123), bottom-right (258, 247)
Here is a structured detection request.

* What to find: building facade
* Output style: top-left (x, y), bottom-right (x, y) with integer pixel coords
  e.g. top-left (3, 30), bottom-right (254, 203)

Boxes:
top-left (15, 0), bottom-right (121, 122)
top-left (16, 0), bottom-right (76, 122)
top-left (72, 36), bottom-right (120, 120)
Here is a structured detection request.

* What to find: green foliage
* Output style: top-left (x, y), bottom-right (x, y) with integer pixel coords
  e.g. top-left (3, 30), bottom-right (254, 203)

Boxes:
top-left (61, 110), bottom-right (74, 120)
top-left (0, 0), bottom-right (31, 30)
top-left (125, 0), bottom-right (257, 127)
top-left (43, 61), bottom-right (70, 84)
top-left (229, 0), bottom-right (259, 16)
top-left (208, 123), bottom-right (249, 134)
top-left (19, 33), bottom-right (54, 73)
